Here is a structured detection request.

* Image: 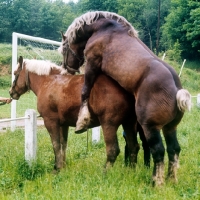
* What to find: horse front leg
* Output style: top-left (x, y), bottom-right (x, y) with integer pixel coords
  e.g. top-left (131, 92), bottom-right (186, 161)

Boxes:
top-left (75, 62), bottom-right (100, 133)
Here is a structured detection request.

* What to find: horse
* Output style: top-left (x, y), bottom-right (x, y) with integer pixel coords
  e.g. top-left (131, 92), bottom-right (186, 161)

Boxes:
top-left (59, 11), bottom-right (191, 185)
top-left (9, 56), bottom-right (150, 172)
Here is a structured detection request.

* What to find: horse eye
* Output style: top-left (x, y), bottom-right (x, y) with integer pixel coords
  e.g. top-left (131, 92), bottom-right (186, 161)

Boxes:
top-left (14, 70), bottom-right (17, 75)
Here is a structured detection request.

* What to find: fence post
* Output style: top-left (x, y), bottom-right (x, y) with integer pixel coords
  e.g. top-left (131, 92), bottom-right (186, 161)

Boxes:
top-left (179, 59), bottom-right (186, 77)
top-left (11, 32), bottom-right (18, 131)
top-left (197, 94), bottom-right (200, 108)
top-left (92, 126), bottom-right (100, 143)
top-left (25, 109), bottom-right (37, 165)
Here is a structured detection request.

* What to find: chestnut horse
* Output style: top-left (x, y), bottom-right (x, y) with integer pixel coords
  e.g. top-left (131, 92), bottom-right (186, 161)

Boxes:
top-left (9, 56), bottom-right (150, 171)
top-left (59, 11), bottom-right (191, 185)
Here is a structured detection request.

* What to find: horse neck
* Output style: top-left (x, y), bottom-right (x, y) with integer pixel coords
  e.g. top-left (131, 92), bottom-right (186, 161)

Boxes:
top-left (27, 71), bottom-right (44, 96)
top-left (50, 68), bottom-right (63, 75)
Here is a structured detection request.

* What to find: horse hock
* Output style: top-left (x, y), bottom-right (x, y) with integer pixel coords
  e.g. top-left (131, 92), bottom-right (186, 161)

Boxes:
top-left (75, 100), bottom-right (91, 133)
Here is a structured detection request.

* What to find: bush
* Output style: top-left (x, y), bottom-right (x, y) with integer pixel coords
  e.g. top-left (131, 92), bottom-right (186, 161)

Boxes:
top-left (166, 40), bottom-right (182, 62)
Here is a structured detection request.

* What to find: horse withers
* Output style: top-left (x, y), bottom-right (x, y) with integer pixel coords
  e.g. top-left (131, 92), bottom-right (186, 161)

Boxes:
top-left (9, 56), bottom-right (150, 172)
top-left (59, 11), bottom-right (191, 185)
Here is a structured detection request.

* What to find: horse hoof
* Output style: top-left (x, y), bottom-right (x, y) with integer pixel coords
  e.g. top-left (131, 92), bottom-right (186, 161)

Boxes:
top-left (52, 169), bottom-right (60, 174)
top-left (75, 126), bottom-right (87, 134)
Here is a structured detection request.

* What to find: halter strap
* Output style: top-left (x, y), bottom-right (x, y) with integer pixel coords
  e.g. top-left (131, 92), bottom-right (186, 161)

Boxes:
top-left (63, 43), bottom-right (83, 74)
top-left (25, 69), bottom-right (30, 91)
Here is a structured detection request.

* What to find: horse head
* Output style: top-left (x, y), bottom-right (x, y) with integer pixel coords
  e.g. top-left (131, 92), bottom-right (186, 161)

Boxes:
top-left (9, 56), bottom-right (29, 100)
top-left (59, 32), bottom-right (84, 74)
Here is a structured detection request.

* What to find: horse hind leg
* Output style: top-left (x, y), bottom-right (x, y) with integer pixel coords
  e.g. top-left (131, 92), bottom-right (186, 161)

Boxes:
top-left (101, 125), bottom-right (120, 171)
top-left (142, 125), bottom-right (165, 186)
top-left (122, 122), bottom-right (140, 168)
top-left (44, 119), bottom-right (67, 172)
top-left (59, 125), bottom-right (69, 169)
top-left (137, 123), bottom-right (151, 167)
top-left (163, 124), bottom-right (181, 183)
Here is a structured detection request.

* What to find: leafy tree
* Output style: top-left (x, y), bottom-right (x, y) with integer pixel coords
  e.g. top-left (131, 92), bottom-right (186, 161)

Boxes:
top-left (79, 0), bottom-right (118, 13)
top-left (161, 0), bottom-right (200, 59)
top-left (117, 0), bottom-right (170, 53)
top-left (0, 0), bottom-right (13, 42)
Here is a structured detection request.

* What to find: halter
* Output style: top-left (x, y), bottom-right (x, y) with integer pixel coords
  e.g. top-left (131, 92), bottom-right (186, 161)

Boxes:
top-left (64, 43), bottom-right (84, 74)
top-left (12, 64), bottom-right (30, 93)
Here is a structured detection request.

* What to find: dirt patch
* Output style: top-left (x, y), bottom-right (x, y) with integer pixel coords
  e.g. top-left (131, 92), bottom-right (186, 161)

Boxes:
top-left (0, 64), bottom-right (11, 76)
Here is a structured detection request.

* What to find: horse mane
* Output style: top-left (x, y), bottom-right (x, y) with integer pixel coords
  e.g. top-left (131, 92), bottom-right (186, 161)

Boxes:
top-left (64, 11), bottom-right (138, 44)
top-left (23, 59), bottom-right (68, 75)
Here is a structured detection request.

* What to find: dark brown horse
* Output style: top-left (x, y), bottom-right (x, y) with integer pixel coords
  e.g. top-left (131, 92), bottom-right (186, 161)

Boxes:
top-left (59, 11), bottom-right (191, 185)
top-left (9, 56), bottom-right (150, 171)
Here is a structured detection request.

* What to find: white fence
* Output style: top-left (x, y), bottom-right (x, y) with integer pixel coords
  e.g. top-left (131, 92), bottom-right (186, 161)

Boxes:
top-left (11, 32), bottom-right (62, 131)
top-left (0, 109), bottom-right (101, 165)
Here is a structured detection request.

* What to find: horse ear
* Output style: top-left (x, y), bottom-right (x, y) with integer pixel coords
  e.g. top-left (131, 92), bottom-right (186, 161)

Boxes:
top-left (61, 31), bottom-right (66, 41)
top-left (18, 56), bottom-right (23, 68)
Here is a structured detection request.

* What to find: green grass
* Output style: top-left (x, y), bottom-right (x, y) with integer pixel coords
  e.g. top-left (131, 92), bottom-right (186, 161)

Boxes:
top-left (0, 43), bottom-right (200, 199)
top-left (0, 102), bottom-right (200, 199)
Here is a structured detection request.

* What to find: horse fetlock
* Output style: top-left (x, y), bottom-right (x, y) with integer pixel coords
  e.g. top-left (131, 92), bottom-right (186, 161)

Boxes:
top-left (167, 160), bottom-right (178, 183)
top-left (105, 161), bottom-right (114, 170)
top-left (129, 153), bottom-right (138, 167)
top-left (152, 162), bottom-right (165, 186)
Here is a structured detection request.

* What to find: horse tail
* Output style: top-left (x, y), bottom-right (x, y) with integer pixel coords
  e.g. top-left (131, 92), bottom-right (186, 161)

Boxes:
top-left (176, 89), bottom-right (191, 112)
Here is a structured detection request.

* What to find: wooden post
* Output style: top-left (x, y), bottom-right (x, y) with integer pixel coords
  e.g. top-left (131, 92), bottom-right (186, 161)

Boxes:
top-left (179, 59), bottom-right (186, 77)
top-left (25, 109), bottom-right (37, 165)
top-left (197, 94), bottom-right (200, 108)
top-left (162, 53), bottom-right (166, 61)
top-left (92, 126), bottom-right (100, 143)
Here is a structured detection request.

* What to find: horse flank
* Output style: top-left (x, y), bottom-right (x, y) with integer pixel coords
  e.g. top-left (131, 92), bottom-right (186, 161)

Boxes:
top-left (23, 59), bottom-right (68, 75)
top-left (64, 11), bottom-right (138, 44)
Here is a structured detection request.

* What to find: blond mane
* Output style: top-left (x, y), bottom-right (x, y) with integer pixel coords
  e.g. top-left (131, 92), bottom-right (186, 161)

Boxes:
top-left (23, 59), bottom-right (68, 75)
top-left (64, 11), bottom-right (138, 44)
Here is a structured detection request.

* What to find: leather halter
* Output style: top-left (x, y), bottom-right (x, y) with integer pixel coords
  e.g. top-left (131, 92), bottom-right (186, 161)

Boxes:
top-left (12, 65), bottom-right (30, 93)
top-left (64, 43), bottom-right (84, 74)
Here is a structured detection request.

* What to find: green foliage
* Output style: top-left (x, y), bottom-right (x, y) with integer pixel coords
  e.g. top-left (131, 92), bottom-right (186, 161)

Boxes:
top-left (79, 0), bottom-right (117, 12)
top-left (0, 43), bottom-right (12, 65)
top-left (166, 40), bottom-right (182, 62)
top-left (161, 0), bottom-right (200, 59)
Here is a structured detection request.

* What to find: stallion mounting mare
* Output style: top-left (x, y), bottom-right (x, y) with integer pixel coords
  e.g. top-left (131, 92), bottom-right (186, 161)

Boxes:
top-left (9, 56), bottom-right (150, 172)
top-left (59, 11), bottom-right (191, 186)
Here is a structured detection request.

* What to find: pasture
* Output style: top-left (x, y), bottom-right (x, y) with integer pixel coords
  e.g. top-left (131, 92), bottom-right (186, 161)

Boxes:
top-left (0, 101), bottom-right (199, 199)
top-left (0, 50), bottom-right (200, 199)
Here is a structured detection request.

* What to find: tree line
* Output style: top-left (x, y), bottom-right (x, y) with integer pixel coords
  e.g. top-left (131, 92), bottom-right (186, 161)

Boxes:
top-left (0, 0), bottom-right (199, 60)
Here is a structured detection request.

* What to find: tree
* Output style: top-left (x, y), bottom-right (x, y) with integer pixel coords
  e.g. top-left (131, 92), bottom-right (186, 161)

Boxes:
top-left (161, 0), bottom-right (200, 59)
top-left (79, 0), bottom-right (118, 13)
top-left (117, 0), bottom-right (170, 53)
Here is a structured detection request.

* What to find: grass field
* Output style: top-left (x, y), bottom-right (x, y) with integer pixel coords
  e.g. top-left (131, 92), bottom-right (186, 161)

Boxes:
top-left (0, 43), bottom-right (200, 199)
top-left (0, 99), bottom-right (199, 199)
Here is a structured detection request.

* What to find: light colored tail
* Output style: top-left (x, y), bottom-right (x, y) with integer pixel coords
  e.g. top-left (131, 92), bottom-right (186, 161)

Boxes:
top-left (176, 89), bottom-right (191, 112)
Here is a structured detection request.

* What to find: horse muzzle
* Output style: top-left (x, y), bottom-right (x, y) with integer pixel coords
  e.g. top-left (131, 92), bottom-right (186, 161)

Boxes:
top-left (64, 63), bottom-right (80, 74)
top-left (9, 89), bottom-right (19, 100)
